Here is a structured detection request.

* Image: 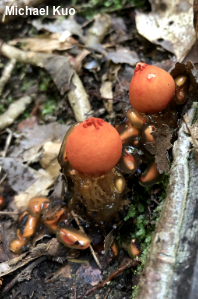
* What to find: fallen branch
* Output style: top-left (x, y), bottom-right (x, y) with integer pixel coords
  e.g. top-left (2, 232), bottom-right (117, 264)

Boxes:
top-left (0, 211), bottom-right (19, 215)
top-left (67, 72), bottom-right (93, 121)
top-left (86, 14), bottom-right (111, 48)
top-left (1, 128), bottom-right (13, 157)
top-left (0, 58), bottom-right (16, 95)
top-left (0, 238), bottom-right (67, 277)
top-left (0, 42), bottom-right (92, 122)
top-left (0, 256), bottom-right (47, 296)
top-left (0, 95), bottom-right (35, 131)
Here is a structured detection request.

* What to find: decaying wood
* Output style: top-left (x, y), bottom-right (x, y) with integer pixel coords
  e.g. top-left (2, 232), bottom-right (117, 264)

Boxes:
top-left (0, 256), bottom-right (47, 296)
top-left (168, 118), bottom-right (198, 297)
top-left (134, 103), bottom-right (198, 299)
top-left (0, 58), bottom-right (16, 95)
top-left (0, 95), bottom-right (35, 131)
top-left (1, 128), bottom-right (13, 157)
top-left (86, 14), bottom-right (111, 47)
top-left (67, 72), bottom-right (93, 121)
top-left (0, 243), bottom-right (48, 277)
top-left (0, 238), bottom-right (67, 277)
top-left (0, 42), bottom-right (92, 122)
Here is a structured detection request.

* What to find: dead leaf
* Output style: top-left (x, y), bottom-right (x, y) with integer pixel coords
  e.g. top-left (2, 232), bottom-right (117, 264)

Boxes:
top-left (144, 124), bottom-right (172, 173)
top-left (76, 263), bottom-right (102, 286)
top-left (17, 116), bottom-right (39, 132)
top-left (104, 229), bottom-right (114, 255)
top-left (14, 172), bottom-right (56, 210)
top-left (44, 55), bottom-right (75, 95)
top-left (73, 49), bottom-right (91, 72)
top-left (46, 238), bottom-right (68, 258)
top-left (11, 123), bottom-right (69, 161)
top-left (46, 263), bottom-right (72, 282)
top-left (100, 81), bottom-right (113, 114)
top-left (155, 60), bottom-right (175, 72)
top-left (111, 17), bottom-right (129, 43)
top-left (9, 34), bottom-right (77, 53)
top-left (32, 18), bottom-right (85, 42)
top-left (0, 157), bottom-right (41, 193)
top-left (136, 0), bottom-right (196, 61)
top-left (183, 39), bottom-right (198, 64)
top-left (1, 43), bottom-right (75, 95)
top-left (0, 157), bottom-right (59, 210)
top-left (1, 124), bottom-right (69, 210)
top-left (106, 49), bottom-right (139, 66)
top-left (1, 43), bottom-right (92, 121)
top-left (39, 142), bottom-right (61, 169)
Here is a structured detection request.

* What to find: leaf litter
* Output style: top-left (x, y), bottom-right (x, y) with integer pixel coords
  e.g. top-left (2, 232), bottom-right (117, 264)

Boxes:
top-left (136, 0), bottom-right (196, 61)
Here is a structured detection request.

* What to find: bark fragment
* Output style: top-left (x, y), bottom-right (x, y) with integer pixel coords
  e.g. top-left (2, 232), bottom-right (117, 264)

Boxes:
top-left (134, 103), bottom-right (198, 299)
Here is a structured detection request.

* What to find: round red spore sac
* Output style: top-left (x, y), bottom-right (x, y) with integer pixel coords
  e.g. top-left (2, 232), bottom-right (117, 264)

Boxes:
top-left (66, 117), bottom-right (122, 176)
top-left (129, 62), bottom-right (175, 114)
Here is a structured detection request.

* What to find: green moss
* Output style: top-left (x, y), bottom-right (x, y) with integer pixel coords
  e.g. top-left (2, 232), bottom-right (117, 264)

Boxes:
top-left (124, 204), bottom-right (136, 220)
top-left (39, 74), bottom-right (51, 92)
top-left (0, 104), bottom-right (6, 114)
top-left (73, 0), bottom-right (146, 18)
top-left (22, 80), bottom-right (34, 92)
top-left (122, 173), bottom-right (169, 282)
top-left (132, 284), bottom-right (139, 298)
top-left (42, 98), bottom-right (57, 117)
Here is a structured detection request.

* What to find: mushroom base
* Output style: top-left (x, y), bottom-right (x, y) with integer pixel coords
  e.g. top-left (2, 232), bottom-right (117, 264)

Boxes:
top-left (63, 163), bottom-right (128, 227)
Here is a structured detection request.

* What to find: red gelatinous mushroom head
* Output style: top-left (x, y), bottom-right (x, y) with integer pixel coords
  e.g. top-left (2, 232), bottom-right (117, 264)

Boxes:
top-left (129, 62), bottom-right (175, 114)
top-left (65, 117), bottom-right (122, 176)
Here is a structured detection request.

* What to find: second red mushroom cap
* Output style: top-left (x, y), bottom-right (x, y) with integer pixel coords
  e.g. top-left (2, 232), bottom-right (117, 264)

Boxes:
top-left (129, 62), bottom-right (175, 114)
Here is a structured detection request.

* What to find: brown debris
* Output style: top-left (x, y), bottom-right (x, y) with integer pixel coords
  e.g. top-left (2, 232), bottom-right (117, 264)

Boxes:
top-left (0, 256), bottom-right (47, 296)
top-left (144, 124), bottom-right (172, 174)
top-left (193, 0), bottom-right (198, 38)
top-left (46, 263), bottom-right (72, 282)
top-left (0, 42), bottom-right (92, 122)
top-left (170, 61), bottom-right (198, 94)
top-left (106, 49), bottom-right (139, 66)
top-left (76, 262), bottom-right (102, 286)
top-left (184, 114), bottom-right (198, 161)
top-left (104, 229), bottom-right (114, 255)
top-left (79, 259), bottom-right (140, 299)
